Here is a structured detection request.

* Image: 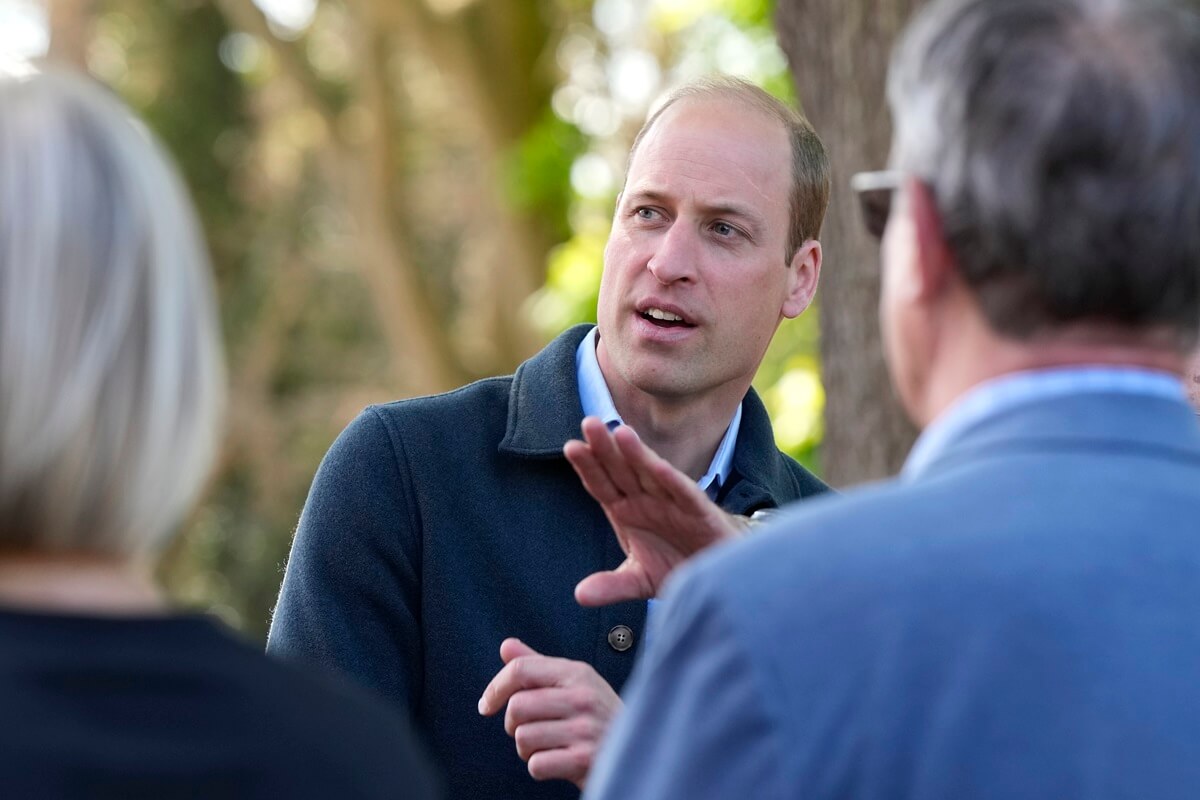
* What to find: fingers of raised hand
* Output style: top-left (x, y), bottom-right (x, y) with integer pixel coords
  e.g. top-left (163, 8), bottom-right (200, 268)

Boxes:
top-left (613, 426), bottom-right (692, 501)
top-left (579, 416), bottom-right (614, 449)
top-left (609, 424), bottom-right (667, 494)
top-left (575, 562), bottom-right (654, 607)
top-left (584, 421), bottom-right (648, 499)
top-left (564, 439), bottom-right (623, 505)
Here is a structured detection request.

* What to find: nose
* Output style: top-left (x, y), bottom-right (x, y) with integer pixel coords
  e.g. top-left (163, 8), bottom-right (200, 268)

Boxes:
top-left (646, 222), bottom-right (698, 285)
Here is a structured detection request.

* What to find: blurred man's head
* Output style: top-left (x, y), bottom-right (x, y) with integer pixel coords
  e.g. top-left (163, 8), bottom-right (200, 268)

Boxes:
top-left (863, 0), bottom-right (1200, 423)
top-left (597, 77), bottom-right (829, 410)
top-left (0, 70), bottom-right (225, 558)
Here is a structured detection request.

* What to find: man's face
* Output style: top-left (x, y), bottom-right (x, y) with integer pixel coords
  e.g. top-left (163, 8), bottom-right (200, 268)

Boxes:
top-left (596, 98), bottom-right (814, 406)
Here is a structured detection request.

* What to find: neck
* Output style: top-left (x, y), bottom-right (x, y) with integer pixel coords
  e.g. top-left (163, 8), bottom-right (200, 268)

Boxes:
top-left (596, 345), bottom-right (744, 481)
top-left (0, 551), bottom-right (165, 616)
top-left (918, 315), bottom-right (1187, 426)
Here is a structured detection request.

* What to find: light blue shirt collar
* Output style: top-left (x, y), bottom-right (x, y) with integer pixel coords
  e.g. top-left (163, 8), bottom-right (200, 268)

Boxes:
top-left (903, 366), bottom-right (1187, 479)
top-left (576, 328), bottom-right (742, 500)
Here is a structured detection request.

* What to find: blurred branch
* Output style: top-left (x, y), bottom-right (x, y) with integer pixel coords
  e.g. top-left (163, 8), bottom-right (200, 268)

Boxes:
top-left (345, 15), bottom-right (469, 390)
top-left (211, 0), bottom-right (472, 392)
top-left (212, 0), bottom-right (341, 135)
top-left (365, 0), bottom-right (551, 366)
top-left (371, 0), bottom-right (497, 136)
top-left (227, 250), bottom-right (313, 514)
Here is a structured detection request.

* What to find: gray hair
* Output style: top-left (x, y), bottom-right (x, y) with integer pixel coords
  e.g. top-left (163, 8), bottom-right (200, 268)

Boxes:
top-left (628, 75), bottom-right (831, 262)
top-left (888, 0), bottom-right (1200, 348)
top-left (0, 69), bottom-right (225, 557)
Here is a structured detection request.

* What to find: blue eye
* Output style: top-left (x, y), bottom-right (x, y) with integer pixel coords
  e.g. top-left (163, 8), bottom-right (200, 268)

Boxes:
top-left (712, 221), bottom-right (737, 237)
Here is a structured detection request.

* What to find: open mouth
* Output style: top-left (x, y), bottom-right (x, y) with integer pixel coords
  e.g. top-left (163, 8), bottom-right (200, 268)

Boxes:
top-left (639, 307), bottom-right (695, 329)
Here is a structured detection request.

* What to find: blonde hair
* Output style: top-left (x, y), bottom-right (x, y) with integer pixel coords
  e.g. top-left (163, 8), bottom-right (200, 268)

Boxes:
top-left (0, 69), bottom-right (225, 556)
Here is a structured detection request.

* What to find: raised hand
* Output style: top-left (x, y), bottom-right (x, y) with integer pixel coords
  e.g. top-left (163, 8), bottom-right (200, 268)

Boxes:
top-left (564, 416), bottom-right (744, 607)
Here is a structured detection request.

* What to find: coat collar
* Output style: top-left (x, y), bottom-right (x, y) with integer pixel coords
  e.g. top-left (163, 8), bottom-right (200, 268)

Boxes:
top-left (499, 324), bottom-right (594, 458)
top-left (907, 390), bottom-right (1200, 482)
top-left (722, 388), bottom-right (797, 512)
top-left (498, 324), bottom-right (798, 511)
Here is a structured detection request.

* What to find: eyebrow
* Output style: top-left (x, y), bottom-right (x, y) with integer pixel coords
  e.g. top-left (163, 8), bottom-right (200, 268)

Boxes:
top-left (624, 189), bottom-right (766, 237)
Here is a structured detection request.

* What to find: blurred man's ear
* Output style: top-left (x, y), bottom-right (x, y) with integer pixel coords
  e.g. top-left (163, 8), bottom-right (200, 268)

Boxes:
top-left (782, 239), bottom-right (821, 319)
top-left (908, 178), bottom-right (955, 300)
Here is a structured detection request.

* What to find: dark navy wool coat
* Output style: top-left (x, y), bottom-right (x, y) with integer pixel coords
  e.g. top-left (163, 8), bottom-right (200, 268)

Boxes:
top-left (267, 324), bottom-right (828, 800)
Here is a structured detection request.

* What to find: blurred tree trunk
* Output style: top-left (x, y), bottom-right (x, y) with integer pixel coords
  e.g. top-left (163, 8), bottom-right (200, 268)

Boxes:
top-left (776, 0), bottom-right (925, 487)
top-left (48, 0), bottom-right (98, 67)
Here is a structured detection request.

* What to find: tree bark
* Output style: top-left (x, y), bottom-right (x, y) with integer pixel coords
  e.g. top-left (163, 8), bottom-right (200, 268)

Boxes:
top-left (776, 0), bottom-right (925, 487)
top-left (377, 0), bottom-right (559, 370)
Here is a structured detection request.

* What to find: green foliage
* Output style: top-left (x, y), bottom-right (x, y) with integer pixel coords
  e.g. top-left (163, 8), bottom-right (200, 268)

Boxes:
top-left (525, 222), bottom-right (607, 336)
top-left (724, 0), bottom-right (775, 26)
top-left (755, 306), bottom-right (824, 471)
top-left (503, 109), bottom-right (589, 242)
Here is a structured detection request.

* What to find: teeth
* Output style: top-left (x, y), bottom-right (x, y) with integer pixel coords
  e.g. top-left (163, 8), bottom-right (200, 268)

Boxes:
top-left (645, 308), bottom-right (684, 322)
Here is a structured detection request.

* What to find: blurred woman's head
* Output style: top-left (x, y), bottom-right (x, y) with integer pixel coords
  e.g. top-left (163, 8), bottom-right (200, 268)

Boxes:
top-left (0, 69), bottom-right (225, 558)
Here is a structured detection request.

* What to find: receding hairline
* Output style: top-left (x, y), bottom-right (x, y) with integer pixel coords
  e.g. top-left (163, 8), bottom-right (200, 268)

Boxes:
top-left (623, 75), bottom-right (831, 253)
top-left (627, 79), bottom-right (799, 174)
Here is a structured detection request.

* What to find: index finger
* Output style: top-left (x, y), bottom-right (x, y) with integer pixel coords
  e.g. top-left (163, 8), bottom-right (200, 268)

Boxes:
top-left (579, 417), bottom-right (649, 500)
top-left (614, 425), bottom-right (712, 513)
top-left (478, 655), bottom-right (573, 716)
top-left (584, 419), bottom-right (665, 499)
top-left (609, 424), bottom-right (683, 499)
top-left (564, 438), bottom-right (623, 506)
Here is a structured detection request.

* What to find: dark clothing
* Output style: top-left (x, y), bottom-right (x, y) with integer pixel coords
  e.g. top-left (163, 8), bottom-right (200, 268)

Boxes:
top-left (0, 608), bottom-right (439, 799)
top-left (267, 324), bottom-right (828, 800)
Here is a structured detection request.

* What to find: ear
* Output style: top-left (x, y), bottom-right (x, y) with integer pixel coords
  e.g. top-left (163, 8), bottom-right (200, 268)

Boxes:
top-left (781, 239), bottom-right (822, 319)
top-left (905, 177), bottom-right (955, 300)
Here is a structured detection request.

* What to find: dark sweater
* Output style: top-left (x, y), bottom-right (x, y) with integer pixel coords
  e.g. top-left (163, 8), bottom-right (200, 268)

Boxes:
top-left (0, 608), bottom-right (439, 798)
top-left (268, 324), bottom-right (827, 800)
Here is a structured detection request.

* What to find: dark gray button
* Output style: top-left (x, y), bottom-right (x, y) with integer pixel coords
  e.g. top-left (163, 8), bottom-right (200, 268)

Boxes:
top-left (607, 624), bottom-right (634, 652)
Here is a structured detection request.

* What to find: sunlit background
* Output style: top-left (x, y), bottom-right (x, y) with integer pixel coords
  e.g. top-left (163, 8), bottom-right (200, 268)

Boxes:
top-left (0, 0), bottom-right (824, 638)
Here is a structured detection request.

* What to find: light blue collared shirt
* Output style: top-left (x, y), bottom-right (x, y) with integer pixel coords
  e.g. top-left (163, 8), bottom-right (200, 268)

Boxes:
top-left (576, 327), bottom-right (744, 631)
top-left (575, 328), bottom-right (742, 501)
top-left (904, 366), bottom-right (1187, 480)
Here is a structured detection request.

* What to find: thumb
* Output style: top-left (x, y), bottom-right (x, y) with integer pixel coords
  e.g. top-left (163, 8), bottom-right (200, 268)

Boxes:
top-left (499, 637), bottom-right (539, 664)
top-left (575, 568), bottom-right (653, 607)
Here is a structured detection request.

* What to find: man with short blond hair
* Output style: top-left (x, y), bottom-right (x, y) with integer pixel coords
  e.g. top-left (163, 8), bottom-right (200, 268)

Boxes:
top-left (269, 75), bottom-right (831, 798)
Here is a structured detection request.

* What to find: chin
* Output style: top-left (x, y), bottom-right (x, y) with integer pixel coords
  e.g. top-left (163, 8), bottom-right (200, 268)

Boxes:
top-left (627, 369), bottom-right (700, 400)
